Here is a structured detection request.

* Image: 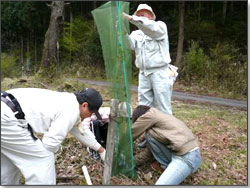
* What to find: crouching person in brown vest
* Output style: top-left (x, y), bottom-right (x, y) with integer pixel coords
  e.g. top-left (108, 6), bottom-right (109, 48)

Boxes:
top-left (131, 105), bottom-right (201, 185)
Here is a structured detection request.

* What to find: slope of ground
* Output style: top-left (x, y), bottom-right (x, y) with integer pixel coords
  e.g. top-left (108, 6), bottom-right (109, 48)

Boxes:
top-left (1, 76), bottom-right (247, 185)
top-left (55, 84), bottom-right (247, 185)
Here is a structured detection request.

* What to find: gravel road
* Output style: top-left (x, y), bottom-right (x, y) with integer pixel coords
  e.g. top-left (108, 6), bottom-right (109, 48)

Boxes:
top-left (77, 79), bottom-right (247, 109)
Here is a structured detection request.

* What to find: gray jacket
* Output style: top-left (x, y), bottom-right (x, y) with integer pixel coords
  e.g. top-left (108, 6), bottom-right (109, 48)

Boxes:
top-left (128, 15), bottom-right (171, 76)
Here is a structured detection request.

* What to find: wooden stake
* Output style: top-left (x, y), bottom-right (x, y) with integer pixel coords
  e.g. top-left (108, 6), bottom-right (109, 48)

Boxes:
top-left (102, 99), bottom-right (119, 185)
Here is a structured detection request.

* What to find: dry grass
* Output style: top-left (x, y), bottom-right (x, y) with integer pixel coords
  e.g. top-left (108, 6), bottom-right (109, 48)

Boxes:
top-left (1, 77), bottom-right (247, 185)
top-left (55, 84), bottom-right (247, 185)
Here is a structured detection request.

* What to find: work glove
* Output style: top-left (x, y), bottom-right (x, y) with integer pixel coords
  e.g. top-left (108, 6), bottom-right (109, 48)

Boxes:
top-left (99, 149), bottom-right (106, 161)
top-left (122, 12), bottom-right (132, 21)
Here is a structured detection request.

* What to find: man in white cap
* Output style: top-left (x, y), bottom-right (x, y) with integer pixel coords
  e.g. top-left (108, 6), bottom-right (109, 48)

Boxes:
top-left (123, 4), bottom-right (178, 116)
top-left (1, 87), bottom-right (106, 185)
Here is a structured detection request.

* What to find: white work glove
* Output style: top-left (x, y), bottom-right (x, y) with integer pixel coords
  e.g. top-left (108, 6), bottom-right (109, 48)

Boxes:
top-left (168, 64), bottom-right (179, 85)
top-left (122, 12), bottom-right (132, 21)
top-left (99, 149), bottom-right (106, 161)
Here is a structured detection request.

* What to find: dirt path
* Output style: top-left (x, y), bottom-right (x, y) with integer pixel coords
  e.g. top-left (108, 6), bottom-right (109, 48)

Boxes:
top-left (75, 79), bottom-right (247, 109)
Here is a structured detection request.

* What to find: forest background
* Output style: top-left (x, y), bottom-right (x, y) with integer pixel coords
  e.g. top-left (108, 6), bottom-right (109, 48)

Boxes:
top-left (0, 1), bottom-right (248, 185)
top-left (1, 1), bottom-right (247, 100)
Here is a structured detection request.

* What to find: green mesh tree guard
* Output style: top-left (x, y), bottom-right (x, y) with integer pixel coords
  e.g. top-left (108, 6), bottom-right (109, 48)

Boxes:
top-left (91, 1), bottom-right (135, 178)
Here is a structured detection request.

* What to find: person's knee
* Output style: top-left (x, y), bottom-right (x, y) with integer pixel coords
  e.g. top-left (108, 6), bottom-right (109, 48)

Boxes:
top-left (145, 132), bottom-right (158, 150)
top-left (145, 132), bottom-right (154, 143)
top-left (145, 132), bottom-right (150, 143)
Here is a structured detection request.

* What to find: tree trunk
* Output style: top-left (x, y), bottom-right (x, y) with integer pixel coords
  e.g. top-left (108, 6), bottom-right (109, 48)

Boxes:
top-left (21, 35), bottom-right (24, 66)
top-left (70, 6), bottom-right (73, 63)
top-left (26, 33), bottom-right (30, 71)
top-left (175, 1), bottom-right (185, 67)
top-left (21, 35), bottom-right (24, 76)
top-left (34, 34), bottom-right (37, 64)
top-left (211, 3), bottom-right (214, 18)
top-left (222, 1), bottom-right (227, 25)
top-left (80, 1), bottom-right (83, 16)
top-left (198, 1), bottom-right (201, 25)
top-left (42, 1), bottom-right (64, 69)
top-left (231, 1), bottom-right (234, 12)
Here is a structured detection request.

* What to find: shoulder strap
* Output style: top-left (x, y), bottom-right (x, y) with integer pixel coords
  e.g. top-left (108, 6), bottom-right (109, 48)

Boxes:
top-left (1, 91), bottom-right (37, 141)
top-left (6, 92), bottom-right (25, 119)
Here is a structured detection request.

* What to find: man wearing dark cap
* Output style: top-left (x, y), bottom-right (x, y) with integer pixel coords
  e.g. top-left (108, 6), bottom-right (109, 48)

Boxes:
top-left (1, 87), bottom-right (105, 185)
top-left (74, 88), bottom-right (103, 120)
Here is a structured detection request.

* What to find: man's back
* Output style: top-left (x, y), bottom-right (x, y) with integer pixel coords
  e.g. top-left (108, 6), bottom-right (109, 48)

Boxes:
top-left (5, 88), bottom-right (80, 133)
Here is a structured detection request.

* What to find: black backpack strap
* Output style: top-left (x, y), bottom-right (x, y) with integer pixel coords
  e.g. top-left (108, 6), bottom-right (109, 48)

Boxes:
top-left (1, 91), bottom-right (9, 98)
top-left (27, 124), bottom-right (38, 141)
top-left (1, 96), bottom-right (17, 112)
top-left (1, 91), bottom-right (37, 141)
top-left (4, 92), bottom-right (25, 119)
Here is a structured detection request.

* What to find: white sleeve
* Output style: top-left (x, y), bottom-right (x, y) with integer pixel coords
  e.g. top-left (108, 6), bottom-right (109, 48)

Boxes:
top-left (70, 126), bottom-right (101, 151)
top-left (130, 15), bottom-right (167, 40)
top-left (42, 109), bottom-right (79, 153)
top-left (127, 33), bottom-right (136, 50)
top-left (42, 124), bottom-right (70, 153)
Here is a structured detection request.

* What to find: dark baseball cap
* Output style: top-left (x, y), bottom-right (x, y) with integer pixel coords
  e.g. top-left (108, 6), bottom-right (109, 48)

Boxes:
top-left (74, 88), bottom-right (103, 120)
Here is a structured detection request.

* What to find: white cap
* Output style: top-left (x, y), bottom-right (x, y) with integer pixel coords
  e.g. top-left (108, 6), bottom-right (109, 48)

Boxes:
top-left (134, 4), bottom-right (156, 20)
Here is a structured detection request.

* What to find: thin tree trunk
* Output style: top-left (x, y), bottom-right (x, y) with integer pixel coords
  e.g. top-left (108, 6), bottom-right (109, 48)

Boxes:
top-left (222, 1), bottom-right (227, 25)
top-left (21, 35), bottom-right (24, 76)
top-left (175, 1), bottom-right (185, 67)
top-left (21, 36), bottom-right (24, 65)
top-left (26, 33), bottom-right (30, 71)
top-left (211, 3), bottom-right (214, 18)
top-left (57, 41), bottom-right (59, 66)
top-left (81, 1), bottom-right (83, 16)
top-left (174, 1), bottom-right (178, 15)
top-left (42, 1), bottom-right (64, 69)
top-left (70, 6), bottom-right (72, 63)
top-left (34, 34), bottom-right (37, 64)
top-left (198, 1), bottom-right (201, 24)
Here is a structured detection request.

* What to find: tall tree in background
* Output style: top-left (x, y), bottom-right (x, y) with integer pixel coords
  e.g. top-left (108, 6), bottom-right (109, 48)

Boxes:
top-left (222, 1), bottom-right (227, 25)
top-left (42, 1), bottom-right (64, 68)
top-left (175, 1), bottom-right (185, 67)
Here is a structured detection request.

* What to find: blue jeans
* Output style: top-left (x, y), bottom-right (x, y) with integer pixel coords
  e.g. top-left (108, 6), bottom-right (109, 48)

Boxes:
top-left (145, 132), bottom-right (201, 185)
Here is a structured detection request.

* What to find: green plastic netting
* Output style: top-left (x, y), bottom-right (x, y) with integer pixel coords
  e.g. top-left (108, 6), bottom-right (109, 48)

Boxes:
top-left (91, 1), bottom-right (135, 178)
